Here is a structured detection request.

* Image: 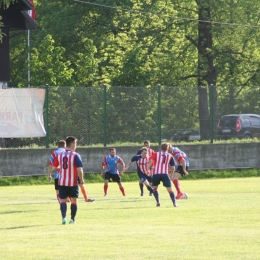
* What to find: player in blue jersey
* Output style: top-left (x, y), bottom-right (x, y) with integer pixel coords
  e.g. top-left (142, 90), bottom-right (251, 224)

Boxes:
top-left (125, 147), bottom-right (154, 196)
top-left (168, 145), bottom-right (189, 199)
top-left (101, 148), bottom-right (125, 196)
top-left (47, 140), bottom-right (66, 204)
top-left (136, 140), bottom-right (155, 195)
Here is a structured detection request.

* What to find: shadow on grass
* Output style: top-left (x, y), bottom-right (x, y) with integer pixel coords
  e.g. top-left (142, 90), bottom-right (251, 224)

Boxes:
top-left (0, 225), bottom-right (44, 230)
top-left (0, 210), bottom-right (39, 214)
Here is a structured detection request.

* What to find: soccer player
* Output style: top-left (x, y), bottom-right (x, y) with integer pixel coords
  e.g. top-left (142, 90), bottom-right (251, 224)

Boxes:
top-left (52, 136), bottom-right (84, 225)
top-left (125, 147), bottom-right (154, 196)
top-left (136, 140), bottom-right (155, 195)
top-left (148, 142), bottom-right (177, 207)
top-left (168, 145), bottom-right (189, 199)
top-left (47, 140), bottom-right (66, 204)
top-left (101, 148), bottom-right (126, 196)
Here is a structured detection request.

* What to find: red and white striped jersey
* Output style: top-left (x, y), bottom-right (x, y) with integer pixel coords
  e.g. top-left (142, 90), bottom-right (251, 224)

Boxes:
top-left (150, 151), bottom-right (175, 174)
top-left (53, 149), bottom-right (83, 186)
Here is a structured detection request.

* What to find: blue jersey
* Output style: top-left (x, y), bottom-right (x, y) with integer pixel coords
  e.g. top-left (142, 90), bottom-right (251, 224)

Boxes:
top-left (49, 148), bottom-right (65, 179)
top-left (102, 155), bottom-right (124, 174)
top-left (172, 147), bottom-right (189, 167)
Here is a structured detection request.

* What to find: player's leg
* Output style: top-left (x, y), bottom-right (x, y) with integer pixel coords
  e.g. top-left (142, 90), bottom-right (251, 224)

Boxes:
top-left (54, 179), bottom-right (60, 204)
top-left (59, 186), bottom-right (68, 224)
top-left (163, 175), bottom-right (178, 207)
top-left (152, 175), bottom-right (160, 206)
top-left (68, 186), bottom-right (79, 224)
top-left (114, 174), bottom-right (125, 196)
top-left (142, 176), bottom-right (154, 194)
top-left (103, 172), bottom-right (110, 196)
top-left (139, 180), bottom-right (144, 196)
top-left (172, 170), bottom-right (183, 199)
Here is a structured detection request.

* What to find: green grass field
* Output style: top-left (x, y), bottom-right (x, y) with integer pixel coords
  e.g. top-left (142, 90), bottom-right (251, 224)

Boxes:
top-left (0, 177), bottom-right (259, 260)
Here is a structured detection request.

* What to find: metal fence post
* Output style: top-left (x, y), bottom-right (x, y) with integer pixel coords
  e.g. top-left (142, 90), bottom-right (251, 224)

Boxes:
top-left (158, 84), bottom-right (161, 145)
top-left (209, 84), bottom-right (214, 143)
top-left (103, 84), bottom-right (107, 147)
top-left (45, 84), bottom-right (49, 148)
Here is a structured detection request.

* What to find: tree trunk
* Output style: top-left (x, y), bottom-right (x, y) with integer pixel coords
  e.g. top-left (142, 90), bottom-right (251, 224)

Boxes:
top-left (197, 1), bottom-right (218, 139)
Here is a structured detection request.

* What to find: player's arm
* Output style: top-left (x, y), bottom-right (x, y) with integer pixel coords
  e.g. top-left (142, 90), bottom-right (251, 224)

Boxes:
top-left (119, 159), bottom-right (125, 176)
top-left (124, 160), bottom-right (132, 171)
top-left (180, 158), bottom-right (189, 175)
top-left (75, 154), bottom-right (84, 183)
top-left (100, 161), bottom-right (105, 176)
top-left (47, 165), bottom-right (53, 182)
top-left (169, 157), bottom-right (175, 178)
top-left (125, 156), bottom-right (136, 172)
top-left (77, 167), bottom-right (84, 184)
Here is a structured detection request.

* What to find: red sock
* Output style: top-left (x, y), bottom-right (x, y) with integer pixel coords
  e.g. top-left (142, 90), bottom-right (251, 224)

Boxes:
top-left (120, 187), bottom-right (125, 196)
top-left (80, 185), bottom-right (88, 200)
top-left (104, 184), bottom-right (108, 195)
top-left (173, 179), bottom-right (182, 194)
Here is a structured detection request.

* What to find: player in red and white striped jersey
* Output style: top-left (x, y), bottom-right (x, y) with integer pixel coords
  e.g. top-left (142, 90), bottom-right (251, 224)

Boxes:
top-left (125, 147), bottom-right (154, 196)
top-left (148, 143), bottom-right (177, 207)
top-left (136, 140), bottom-right (155, 195)
top-left (53, 136), bottom-right (84, 224)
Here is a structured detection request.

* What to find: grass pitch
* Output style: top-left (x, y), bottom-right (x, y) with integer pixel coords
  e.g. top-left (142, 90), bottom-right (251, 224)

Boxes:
top-left (0, 177), bottom-right (259, 260)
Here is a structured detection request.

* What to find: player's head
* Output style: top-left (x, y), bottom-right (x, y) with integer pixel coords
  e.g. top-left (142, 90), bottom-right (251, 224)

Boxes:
top-left (109, 148), bottom-right (116, 157)
top-left (66, 136), bottom-right (77, 150)
top-left (58, 140), bottom-right (66, 148)
top-left (140, 147), bottom-right (148, 157)
top-left (143, 140), bottom-right (150, 148)
top-left (168, 144), bottom-right (173, 153)
top-left (161, 142), bottom-right (169, 151)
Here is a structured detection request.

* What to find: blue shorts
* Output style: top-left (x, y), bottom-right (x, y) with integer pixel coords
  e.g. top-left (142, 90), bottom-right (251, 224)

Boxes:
top-left (59, 186), bottom-right (79, 199)
top-left (105, 172), bottom-right (121, 182)
top-left (152, 174), bottom-right (172, 188)
top-left (138, 172), bottom-right (153, 183)
top-left (175, 166), bottom-right (189, 177)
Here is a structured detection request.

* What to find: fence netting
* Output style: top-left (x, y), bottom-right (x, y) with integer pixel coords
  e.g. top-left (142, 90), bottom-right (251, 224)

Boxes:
top-left (1, 85), bottom-right (260, 148)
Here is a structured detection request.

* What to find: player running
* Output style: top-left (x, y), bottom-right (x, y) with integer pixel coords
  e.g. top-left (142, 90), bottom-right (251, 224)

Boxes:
top-left (168, 145), bottom-right (189, 199)
top-left (125, 147), bottom-right (154, 196)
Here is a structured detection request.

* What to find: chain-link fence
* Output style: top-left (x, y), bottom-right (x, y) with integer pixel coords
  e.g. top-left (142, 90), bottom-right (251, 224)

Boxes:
top-left (1, 85), bottom-right (260, 148)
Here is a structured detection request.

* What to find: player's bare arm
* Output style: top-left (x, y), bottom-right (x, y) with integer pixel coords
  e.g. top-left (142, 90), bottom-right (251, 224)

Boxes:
top-left (181, 159), bottom-right (189, 175)
top-left (100, 164), bottom-right (104, 176)
top-left (124, 160), bottom-right (132, 171)
top-left (119, 162), bottom-right (125, 176)
top-left (47, 165), bottom-right (53, 181)
top-left (77, 167), bottom-right (84, 184)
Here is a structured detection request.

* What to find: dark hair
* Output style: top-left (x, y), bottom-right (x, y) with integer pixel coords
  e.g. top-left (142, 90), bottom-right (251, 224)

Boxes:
top-left (66, 136), bottom-right (77, 147)
top-left (109, 148), bottom-right (116, 152)
top-left (144, 140), bottom-right (150, 145)
top-left (58, 140), bottom-right (66, 148)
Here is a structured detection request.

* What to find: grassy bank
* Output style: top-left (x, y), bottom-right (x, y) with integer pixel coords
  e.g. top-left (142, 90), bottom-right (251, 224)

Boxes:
top-left (0, 168), bottom-right (260, 186)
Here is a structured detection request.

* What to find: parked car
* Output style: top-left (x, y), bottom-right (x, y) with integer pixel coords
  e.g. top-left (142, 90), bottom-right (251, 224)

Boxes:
top-left (188, 129), bottom-right (201, 141)
top-left (171, 129), bottom-right (200, 142)
top-left (216, 114), bottom-right (260, 139)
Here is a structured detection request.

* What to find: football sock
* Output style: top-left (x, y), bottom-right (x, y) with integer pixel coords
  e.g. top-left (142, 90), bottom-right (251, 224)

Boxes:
top-left (147, 186), bottom-right (154, 193)
top-left (60, 202), bottom-right (67, 219)
top-left (169, 191), bottom-right (176, 204)
top-left (173, 179), bottom-right (182, 194)
top-left (70, 202), bottom-right (77, 221)
top-left (139, 182), bottom-right (144, 193)
top-left (104, 184), bottom-right (108, 195)
top-left (80, 185), bottom-right (88, 200)
top-left (120, 187), bottom-right (125, 196)
top-left (153, 189), bottom-right (159, 203)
